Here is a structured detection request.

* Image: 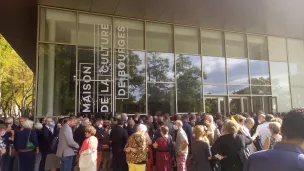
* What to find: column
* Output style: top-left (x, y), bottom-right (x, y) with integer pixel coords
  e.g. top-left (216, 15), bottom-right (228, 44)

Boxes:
top-left (241, 97), bottom-right (244, 113)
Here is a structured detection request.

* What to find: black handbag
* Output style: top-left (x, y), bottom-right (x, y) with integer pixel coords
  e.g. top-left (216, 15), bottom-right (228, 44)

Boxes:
top-left (253, 135), bottom-right (263, 151)
top-left (237, 135), bottom-right (250, 164)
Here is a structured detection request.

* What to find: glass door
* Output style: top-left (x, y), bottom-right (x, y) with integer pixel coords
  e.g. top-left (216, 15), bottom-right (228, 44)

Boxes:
top-left (229, 97), bottom-right (250, 114)
top-left (205, 97), bottom-right (227, 114)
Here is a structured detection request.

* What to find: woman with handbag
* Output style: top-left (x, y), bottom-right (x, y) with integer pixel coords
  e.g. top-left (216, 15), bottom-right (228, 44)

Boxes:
top-left (211, 120), bottom-right (251, 171)
top-left (79, 126), bottom-right (98, 171)
top-left (14, 120), bottom-right (39, 171)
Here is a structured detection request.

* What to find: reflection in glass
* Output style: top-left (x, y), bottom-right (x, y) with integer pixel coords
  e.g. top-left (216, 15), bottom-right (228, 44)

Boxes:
top-left (114, 19), bottom-right (144, 50)
top-left (225, 33), bottom-right (246, 58)
top-left (148, 83), bottom-right (175, 115)
top-left (201, 30), bottom-right (224, 57)
top-left (175, 26), bottom-right (199, 54)
top-left (37, 44), bottom-right (76, 116)
top-left (116, 51), bottom-right (146, 113)
top-left (248, 35), bottom-right (268, 60)
top-left (40, 8), bottom-right (77, 44)
top-left (291, 87), bottom-right (304, 108)
top-left (249, 60), bottom-right (270, 85)
top-left (146, 23), bottom-right (173, 53)
top-left (288, 39), bottom-right (304, 87)
top-left (268, 37), bottom-right (287, 62)
top-left (78, 14), bottom-right (112, 49)
top-left (205, 97), bottom-right (226, 114)
top-left (204, 85), bottom-right (227, 95)
top-left (229, 85), bottom-right (250, 95)
top-left (227, 58), bottom-right (249, 84)
top-left (251, 86), bottom-right (271, 95)
top-left (229, 98), bottom-right (241, 114)
top-left (203, 56), bottom-right (226, 84)
top-left (147, 52), bottom-right (174, 82)
top-left (270, 62), bottom-right (291, 112)
top-left (176, 55), bottom-right (202, 112)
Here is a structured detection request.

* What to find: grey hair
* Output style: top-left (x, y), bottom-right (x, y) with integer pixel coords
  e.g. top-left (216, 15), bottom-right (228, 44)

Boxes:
top-left (5, 117), bottom-right (14, 124)
top-left (23, 120), bottom-right (34, 129)
top-left (269, 122), bottom-right (281, 134)
top-left (137, 124), bottom-right (147, 133)
top-left (175, 120), bottom-right (183, 127)
top-left (82, 118), bottom-right (90, 126)
top-left (34, 122), bottom-right (43, 130)
top-left (245, 118), bottom-right (255, 124)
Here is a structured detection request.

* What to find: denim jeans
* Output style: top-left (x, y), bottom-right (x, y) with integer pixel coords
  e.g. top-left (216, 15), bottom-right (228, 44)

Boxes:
top-left (60, 156), bottom-right (74, 171)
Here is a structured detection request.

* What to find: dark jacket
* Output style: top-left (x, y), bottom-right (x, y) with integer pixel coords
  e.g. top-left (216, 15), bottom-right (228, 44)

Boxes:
top-left (40, 126), bottom-right (53, 154)
top-left (183, 122), bottom-right (193, 152)
top-left (211, 134), bottom-right (252, 171)
top-left (74, 125), bottom-right (86, 148)
top-left (14, 129), bottom-right (39, 151)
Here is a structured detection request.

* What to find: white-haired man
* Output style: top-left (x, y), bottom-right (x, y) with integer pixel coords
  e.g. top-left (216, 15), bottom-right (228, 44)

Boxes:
top-left (175, 120), bottom-right (188, 171)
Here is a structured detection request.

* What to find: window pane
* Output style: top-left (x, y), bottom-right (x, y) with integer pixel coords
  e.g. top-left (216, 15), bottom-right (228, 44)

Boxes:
top-left (37, 44), bottom-right (76, 116)
top-left (146, 23), bottom-right (173, 52)
top-left (225, 33), bottom-right (246, 58)
top-left (227, 58), bottom-right (249, 84)
top-left (40, 8), bottom-right (77, 44)
top-left (78, 13), bottom-right (112, 49)
top-left (176, 55), bottom-right (202, 113)
top-left (253, 97), bottom-right (263, 113)
top-left (148, 83), bottom-right (175, 115)
top-left (114, 18), bottom-right (144, 50)
top-left (201, 30), bottom-right (224, 57)
top-left (270, 61), bottom-right (291, 112)
top-left (203, 56), bottom-right (226, 84)
top-left (250, 60), bottom-right (270, 85)
top-left (287, 39), bottom-right (304, 87)
top-left (251, 86), bottom-right (271, 95)
top-left (204, 85), bottom-right (227, 95)
top-left (229, 85), bottom-right (250, 95)
top-left (248, 35), bottom-right (268, 60)
top-left (291, 87), bottom-right (304, 108)
top-left (268, 37), bottom-right (287, 62)
top-left (147, 52), bottom-right (174, 82)
top-left (116, 51), bottom-right (146, 113)
top-left (175, 26), bottom-right (199, 54)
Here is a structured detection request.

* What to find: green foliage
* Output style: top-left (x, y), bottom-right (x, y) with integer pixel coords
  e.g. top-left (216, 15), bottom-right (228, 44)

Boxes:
top-left (0, 34), bottom-right (34, 117)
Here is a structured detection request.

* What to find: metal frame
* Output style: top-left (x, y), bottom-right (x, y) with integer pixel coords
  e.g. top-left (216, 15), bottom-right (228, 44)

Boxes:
top-left (35, 5), bottom-right (294, 118)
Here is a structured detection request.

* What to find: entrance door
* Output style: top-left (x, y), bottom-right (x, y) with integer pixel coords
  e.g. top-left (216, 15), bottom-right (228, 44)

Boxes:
top-left (252, 96), bottom-right (278, 114)
top-left (229, 97), bottom-right (250, 114)
top-left (205, 97), bottom-right (227, 114)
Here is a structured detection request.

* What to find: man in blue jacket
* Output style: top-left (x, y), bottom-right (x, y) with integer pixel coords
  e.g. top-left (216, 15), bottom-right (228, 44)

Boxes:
top-left (182, 114), bottom-right (192, 154)
top-left (244, 108), bottom-right (304, 171)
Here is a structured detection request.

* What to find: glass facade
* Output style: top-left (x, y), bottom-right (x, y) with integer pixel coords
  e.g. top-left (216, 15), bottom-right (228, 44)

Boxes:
top-left (36, 7), bottom-right (304, 117)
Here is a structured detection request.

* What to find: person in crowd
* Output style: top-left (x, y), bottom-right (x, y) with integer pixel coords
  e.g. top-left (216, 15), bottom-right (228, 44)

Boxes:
top-left (56, 116), bottom-right (79, 171)
top-left (14, 119), bottom-right (39, 171)
top-left (163, 113), bottom-right (174, 137)
top-left (244, 109), bottom-right (304, 171)
top-left (100, 125), bottom-right (111, 171)
top-left (5, 117), bottom-right (17, 131)
top-left (263, 122), bottom-right (282, 150)
top-left (126, 119), bottom-right (135, 136)
top-left (34, 122), bottom-right (43, 171)
top-left (175, 120), bottom-right (188, 171)
top-left (39, 117), bottom-right (54, 171)
top-left (256, 114), bottom-right (274, 146)
top-left (94, 118), bottom-right (103, 171)
top-left (145, 115), bottom-right (154, 139)
top-left (271, 117), bottom-right (282, 125)
top-left (211, 120), bottom-right (252, 171)
top-left (244, 118), bottom-right (256, 154)
top-left (110, 118), bottom-right (128, 171)
top-left (45, 121), bottom-right (61, 171)
top-left (75, 118), bottom-right (90, 147)
top-left (153, 126), bottom-right (174, 171)
top-left (79, 126), bottom-right (98, 171)
top-left (190, 125), bottom-right (212, 171)
top-left (134, 113), bottom-right (141, 124)
top-left (2, 120), bottom-right (14, 171)
top-left (124, 124), bottom-right (148, 171)
top-left (204, 115), bottom-right (220, 145)
top-left (195, 114), bottom-right (202, 126)
top-left (189, 114), bottom-right (196, 127)
top-left (121, 113), bottom-right (129, 128)
top-left (0, 123), bottom-right (7, 170)
top-left (181, 114), bottom-right (192, 153)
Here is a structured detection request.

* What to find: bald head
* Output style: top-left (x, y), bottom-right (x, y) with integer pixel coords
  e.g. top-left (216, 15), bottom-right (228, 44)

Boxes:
top-left (175, 120), bottom-right (183, 128)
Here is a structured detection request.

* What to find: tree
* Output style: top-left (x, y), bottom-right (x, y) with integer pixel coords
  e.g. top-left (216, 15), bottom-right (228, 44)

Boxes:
top-left (0, 34), bottom-right (34, 117)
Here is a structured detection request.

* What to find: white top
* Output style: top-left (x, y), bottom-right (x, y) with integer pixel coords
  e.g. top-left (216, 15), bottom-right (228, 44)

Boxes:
top-left (256, 122), bottom-right (271, 146)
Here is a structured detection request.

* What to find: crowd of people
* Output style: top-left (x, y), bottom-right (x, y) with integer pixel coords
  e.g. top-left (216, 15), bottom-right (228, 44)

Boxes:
top-left (0, 109), bottom-right (303, 171)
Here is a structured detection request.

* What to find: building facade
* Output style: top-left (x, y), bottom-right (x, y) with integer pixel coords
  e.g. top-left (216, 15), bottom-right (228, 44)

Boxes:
top-left (34, 6), bottom-right (304, 118)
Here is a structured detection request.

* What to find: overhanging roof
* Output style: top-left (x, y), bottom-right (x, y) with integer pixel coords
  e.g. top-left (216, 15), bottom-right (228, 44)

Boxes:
top-left (1, 0), bottom-right (304, 72)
